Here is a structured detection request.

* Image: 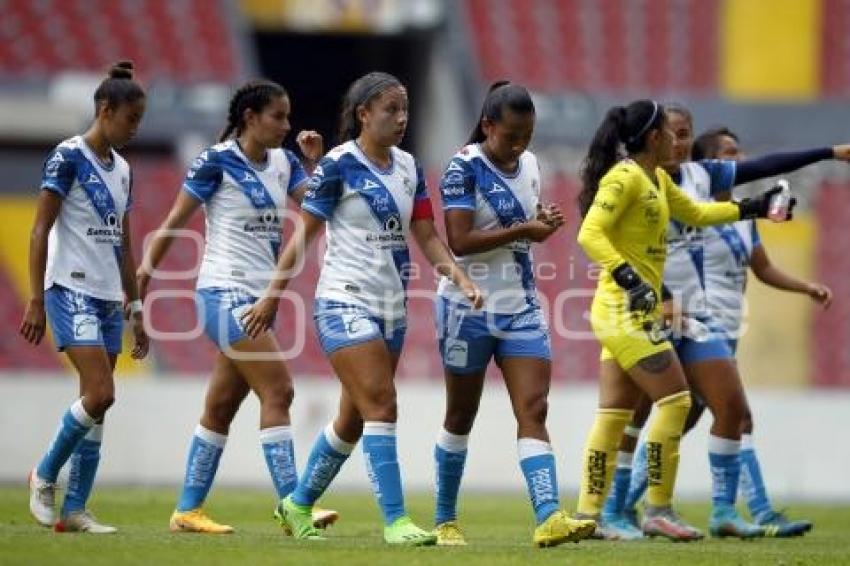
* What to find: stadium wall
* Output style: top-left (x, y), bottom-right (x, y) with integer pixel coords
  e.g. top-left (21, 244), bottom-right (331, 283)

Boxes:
top-left (2, 375), bottom-right (848, 501)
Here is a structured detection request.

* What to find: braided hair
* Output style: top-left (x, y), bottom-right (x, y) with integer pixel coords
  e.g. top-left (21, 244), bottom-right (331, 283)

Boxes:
top-left (219, 80), bottom-right (288, 142)
top-left (93, 61), bottom-right (145, 115)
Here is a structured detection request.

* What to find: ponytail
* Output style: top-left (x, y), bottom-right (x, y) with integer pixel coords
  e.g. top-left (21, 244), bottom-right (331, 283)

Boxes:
top-left (466, 80), bottom-right (535, 145)
top-left (577, 99), bottom-right (665, 217)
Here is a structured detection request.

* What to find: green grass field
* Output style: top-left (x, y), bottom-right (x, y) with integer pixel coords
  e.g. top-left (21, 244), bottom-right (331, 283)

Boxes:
top-left (2, 487), bottom-right (849, 565)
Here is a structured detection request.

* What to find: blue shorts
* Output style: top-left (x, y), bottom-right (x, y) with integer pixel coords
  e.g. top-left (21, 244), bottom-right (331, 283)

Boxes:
top-left (313, 299), bottom-right (406, 355)
top-left (196, 287), bottom-right (265, 349)
top-left (45, 284), bottom-right (123, 354)
top-left (435, 297), bottom-right (551, 375)
top-left (673, 317), bottom-right (733, 364)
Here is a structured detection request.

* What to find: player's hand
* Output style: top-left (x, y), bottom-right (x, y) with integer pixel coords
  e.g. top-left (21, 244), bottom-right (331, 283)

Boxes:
top-left (296, 130), bottom-right (324, 163)
top-left (806, 282), bottom-right (833, 308)
top-left (832, 144), bottom-right (850, 162)
top-left (536, 203), bottom-right (565, 229)
top-left (130, 313), bottom-right (149, 360)
top-left (737, 184), bottom-right (797, 220)
top-left (522, 218), bottom-right (560, 242)
top-left (241, 296), bottom-right (279, 339)
top-left (661, 298), bottom-right (682, 337)
top-left (20, 298), bottom-right (47, 345)
top-left (459, 278), bottom-right (484, 310)
top-left (612, 263), bottom-right (658, 315)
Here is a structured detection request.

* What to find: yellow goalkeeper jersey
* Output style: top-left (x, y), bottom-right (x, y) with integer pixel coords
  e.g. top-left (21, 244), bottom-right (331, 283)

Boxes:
top-left (578, 159), bottom-right (740, 296)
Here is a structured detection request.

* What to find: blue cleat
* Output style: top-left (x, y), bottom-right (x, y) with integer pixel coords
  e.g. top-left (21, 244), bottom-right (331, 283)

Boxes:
top-left (709, 505), bottom-right (765, 539)
top-left (598, 513), bottom-right (644, 541)
top-left (756, 510), bottom-right (812, 538)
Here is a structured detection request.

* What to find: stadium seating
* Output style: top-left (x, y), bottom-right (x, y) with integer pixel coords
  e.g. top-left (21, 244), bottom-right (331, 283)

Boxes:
top-left (464, 0), bottom-right (719, 94)
top-left (0, 0), bottom-right (242, 83)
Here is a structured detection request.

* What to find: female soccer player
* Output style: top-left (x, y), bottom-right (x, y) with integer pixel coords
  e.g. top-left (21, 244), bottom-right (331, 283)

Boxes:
top-left (601, 110), bottom-right (848, 540)
top-left (574, 99), bottom-right (792, 542)
top-left (137, 79), bottom-right (335, 534)
top-left (22, 61), bottom-right (148, 533)
top-left (242, 71), bottom-right (482, 546)
top-left (429, 81), bottom-right (595, 547)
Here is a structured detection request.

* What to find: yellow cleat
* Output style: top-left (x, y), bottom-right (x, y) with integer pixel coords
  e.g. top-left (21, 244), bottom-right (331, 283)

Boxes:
top-left (169, 509), bottom-right (234, 534)
top-left (533, 510), bottom-right (596, 548)
top-left (434, 521), bottom-right (468, 546)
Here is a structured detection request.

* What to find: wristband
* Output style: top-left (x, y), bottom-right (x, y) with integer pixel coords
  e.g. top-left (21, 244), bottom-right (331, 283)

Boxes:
top-left (128, 299), bottom-right (143, 315)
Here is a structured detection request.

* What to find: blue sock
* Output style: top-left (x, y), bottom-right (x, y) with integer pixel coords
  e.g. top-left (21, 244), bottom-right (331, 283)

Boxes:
top-left (434, 428), bottom-right (469, 525)
top-left (37, 399), bottom-right (96, 483)
top-left (624, 441), bottom-right (648, 510)
top-left (260, 425), bottom-right (297, 499)
top-left (176, 425), bottom-right (227, 512)
top-left (362, 421), bottom-right (406, 525)
top-left (602, 452), bottom-right (634, 517)
top-left (62, 424), bottom-right (103, 515)
top-left (708, 435), bottom-right (741, 510)
top-left (518, 438), bottom-right (560, 525)
top-left (739, 434), bottom-right (772, 521)
top-left (291, 423), bottom-right (355, 507)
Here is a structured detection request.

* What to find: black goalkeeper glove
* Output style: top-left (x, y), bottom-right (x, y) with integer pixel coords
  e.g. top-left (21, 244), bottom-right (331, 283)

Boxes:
top-left (612, 263), bottom-right (658, 315)
top-left (736, 184), bottom-right (797, 220)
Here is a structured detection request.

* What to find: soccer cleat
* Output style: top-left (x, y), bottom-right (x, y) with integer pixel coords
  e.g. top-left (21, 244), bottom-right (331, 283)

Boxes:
top-left (533, 510), bottom-right (596, 548)
top-left (169, 508), bottom-right (234, 534)
top-left (275, 496), bottom-right (325, 540)
top-left (641, 506), bottom-right (703, 542)
top-left (597, 513), bottom-right (645, 541)
top-left (311, 507), bottom-right (339, 530)
top-left (709, 506), bottom-right (765, 539)
top-left (756, 510), bottom-right (812, 538)
top-left (434, 521), bottom-right (468, 546)
top-left (28, 469), bottom-right (57, 527)
top-left (55, 510), bottom-right (117, 534)
top-left (383, 516), bottom-right (438, 546)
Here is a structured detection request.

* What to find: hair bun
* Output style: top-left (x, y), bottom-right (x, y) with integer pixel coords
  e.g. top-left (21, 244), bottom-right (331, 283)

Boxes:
top-left (108, 61), bottom-right (134, 80)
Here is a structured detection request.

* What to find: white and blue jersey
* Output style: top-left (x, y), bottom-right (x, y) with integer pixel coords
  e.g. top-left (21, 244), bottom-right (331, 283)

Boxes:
top-left (703, 220), bottom-right (760, 344)
top-left (183, 139), bottom-right (307, 297)
top-left (41, 136), bottom-right (132, 302)
top-left (184, 140), bottom-right (306, 348)
top-left (301, 140), bottom-right (433, 322)
top-left (436, 144), bottom-right (541, 314)
top-left (434, 144), bottom-right (550, 373)
top-left (664, 160), bottom-right (736, 327)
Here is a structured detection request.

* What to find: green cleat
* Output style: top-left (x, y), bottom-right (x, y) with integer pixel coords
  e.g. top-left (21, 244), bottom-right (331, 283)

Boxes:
top-left (275, 496), bottom-right (325, 540)
top-left (383, 516), bottom-right (438, 546)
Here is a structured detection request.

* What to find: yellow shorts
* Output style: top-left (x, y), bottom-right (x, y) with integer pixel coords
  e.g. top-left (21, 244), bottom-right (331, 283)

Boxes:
top-left (590, 294), bottom-right (671, 371)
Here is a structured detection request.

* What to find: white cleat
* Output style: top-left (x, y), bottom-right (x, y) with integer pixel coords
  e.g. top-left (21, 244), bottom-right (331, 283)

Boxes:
top-left (55, 510), bottom-right (118, 534)
top-left (28, 469), bottom-right (57, 527)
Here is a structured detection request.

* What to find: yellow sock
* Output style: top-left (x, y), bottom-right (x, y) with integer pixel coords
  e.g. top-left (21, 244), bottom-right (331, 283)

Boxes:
top-left (645, 391), bottom-right (692, 508)
top-left (577, 408), bottom-right (634, 516)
